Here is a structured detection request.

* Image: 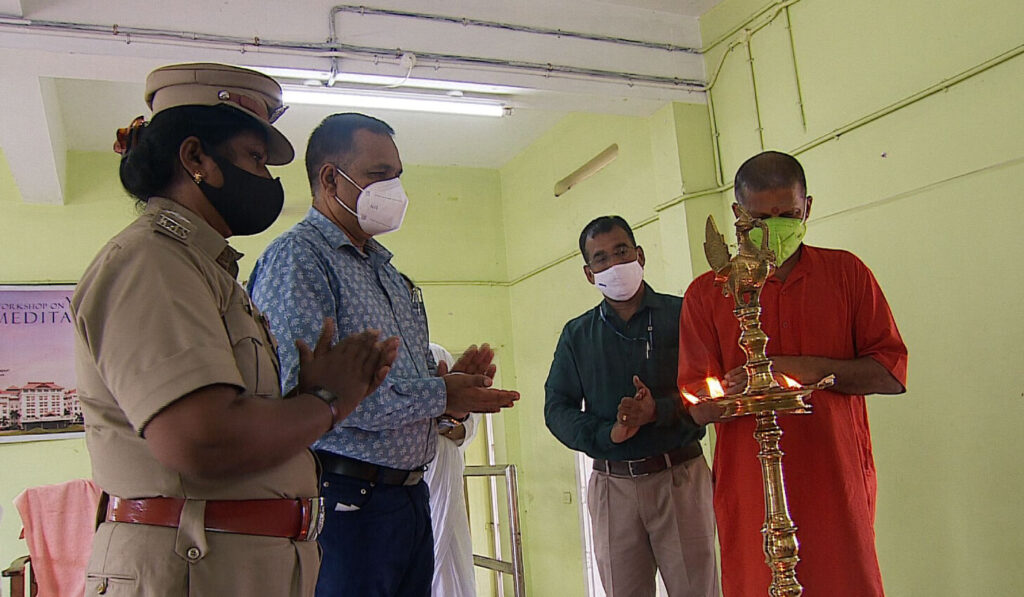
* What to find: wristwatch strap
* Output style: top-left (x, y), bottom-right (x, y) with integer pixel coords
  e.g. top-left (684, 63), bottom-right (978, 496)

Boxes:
top-left (308, 386), bottom-right (340, 429)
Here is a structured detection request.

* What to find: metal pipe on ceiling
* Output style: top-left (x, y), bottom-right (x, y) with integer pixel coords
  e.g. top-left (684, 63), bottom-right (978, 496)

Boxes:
top-left (328, 5), bottom-right (701, 54)
top-left (0, 16), bottom-right (705, 91)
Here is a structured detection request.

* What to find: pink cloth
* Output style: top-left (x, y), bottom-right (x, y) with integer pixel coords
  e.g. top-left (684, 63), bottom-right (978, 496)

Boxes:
top-left (13, 479), bottom-right (101, 597)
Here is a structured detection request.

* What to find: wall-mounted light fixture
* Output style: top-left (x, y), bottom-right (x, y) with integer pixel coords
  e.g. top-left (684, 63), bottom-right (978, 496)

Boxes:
top-left (554, 144), bottom-right (619, 197)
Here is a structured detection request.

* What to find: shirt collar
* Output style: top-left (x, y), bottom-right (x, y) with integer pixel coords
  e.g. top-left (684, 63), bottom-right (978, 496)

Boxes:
top-left (303, 206), bottom-right (393, 263)
top-left (768, 244), bottom-right (813, 287)
top-left (637, 282), bottom-right (664, 311)
top-left (145, 197), bottom-right (243, 277)
top-left (599, 282), bottom-right (662, 323)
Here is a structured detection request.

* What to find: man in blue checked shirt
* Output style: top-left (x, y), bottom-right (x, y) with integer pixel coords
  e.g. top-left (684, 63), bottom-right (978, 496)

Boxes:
top-left (249, 112), bottom-right (519, 597)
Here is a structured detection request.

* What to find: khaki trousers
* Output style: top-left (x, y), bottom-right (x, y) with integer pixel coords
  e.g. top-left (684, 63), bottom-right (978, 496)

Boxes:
top-left (588, 455), bottom-right (719, 597)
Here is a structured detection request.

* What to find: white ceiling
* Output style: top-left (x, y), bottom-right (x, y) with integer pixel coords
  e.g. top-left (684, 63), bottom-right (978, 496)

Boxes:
top-left (598, 0), bottom-right (723, 16)
top-left (0, 0), bottom-right (723, 203)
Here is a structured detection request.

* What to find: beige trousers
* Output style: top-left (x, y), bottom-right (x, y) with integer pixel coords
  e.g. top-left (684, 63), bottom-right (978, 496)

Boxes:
top-left (588, 455), bottom-right (719, 597)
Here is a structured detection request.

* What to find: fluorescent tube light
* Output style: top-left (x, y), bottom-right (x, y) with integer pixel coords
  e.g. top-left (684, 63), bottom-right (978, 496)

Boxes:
top-left (256, 66), bottom-right (523, 95)
top-left (281, 86), bottom-right (507, 117)
top-left (256, 67), bottom-right (332, 81)
top-left (333, 73), bottom-right (522, 95)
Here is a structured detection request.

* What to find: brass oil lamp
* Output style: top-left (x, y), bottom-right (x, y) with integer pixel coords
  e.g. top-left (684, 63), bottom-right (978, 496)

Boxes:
top-left (694, 205), bottom-right (834, 597)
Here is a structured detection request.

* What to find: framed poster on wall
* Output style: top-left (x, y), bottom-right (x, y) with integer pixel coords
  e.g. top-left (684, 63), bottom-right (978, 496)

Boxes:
top-left (0, 285), bottom-right (84, 443)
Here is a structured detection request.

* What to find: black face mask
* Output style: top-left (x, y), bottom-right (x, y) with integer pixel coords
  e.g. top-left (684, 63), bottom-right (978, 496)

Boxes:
top-left (196, 153), bottom-right (284, 236)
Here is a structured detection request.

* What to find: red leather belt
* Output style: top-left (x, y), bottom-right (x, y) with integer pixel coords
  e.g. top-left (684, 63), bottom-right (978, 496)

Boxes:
top-left (593, 442), bottom-right (703, 478)
top-left (105, 495), bottom-right (324, 542)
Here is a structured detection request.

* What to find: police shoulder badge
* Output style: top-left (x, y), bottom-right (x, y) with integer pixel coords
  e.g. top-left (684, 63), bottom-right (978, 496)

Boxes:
top-left (152, 210), bottom-right (194, 243)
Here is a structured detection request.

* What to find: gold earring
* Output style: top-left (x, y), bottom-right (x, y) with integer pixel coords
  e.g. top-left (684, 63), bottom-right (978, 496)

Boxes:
top-left (192, 172), bottom-right (203, 184)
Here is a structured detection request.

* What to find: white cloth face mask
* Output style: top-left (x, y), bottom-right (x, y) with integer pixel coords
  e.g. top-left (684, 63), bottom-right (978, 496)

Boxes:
top-left (334, 167), bottom-right (409, 236)
top-left (592, 260), bottom-right (644, 301)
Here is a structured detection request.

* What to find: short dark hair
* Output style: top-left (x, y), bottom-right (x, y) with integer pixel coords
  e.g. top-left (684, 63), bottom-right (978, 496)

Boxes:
top-left (578, 215), bottom-right (636, 262)
top-left (118, 105), bottom-right (265, 203)
top-left (305, 113), bottom-right (395, 193)
top-left (734, 151), bottom-right (807, 203)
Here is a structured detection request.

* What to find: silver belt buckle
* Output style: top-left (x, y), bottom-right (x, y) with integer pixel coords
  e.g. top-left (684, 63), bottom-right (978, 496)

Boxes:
top-left (304, 497), bottom-right (325, 542)
top-left (626, 458), bottom-right (649, 477)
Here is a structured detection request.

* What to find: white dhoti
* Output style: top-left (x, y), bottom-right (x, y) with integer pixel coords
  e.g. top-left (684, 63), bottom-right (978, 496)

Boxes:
top-left (425, 343), bottom-right (480, 597)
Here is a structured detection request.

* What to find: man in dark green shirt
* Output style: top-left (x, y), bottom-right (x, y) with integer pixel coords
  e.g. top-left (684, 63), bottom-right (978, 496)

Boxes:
top-left (544, 216), bottom-right (718, 597)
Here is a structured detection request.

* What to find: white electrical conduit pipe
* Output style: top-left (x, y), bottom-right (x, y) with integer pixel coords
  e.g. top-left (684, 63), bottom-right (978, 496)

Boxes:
top-left (328, 5), bottom-right (701, 54)
top-left (0, 17), bottom-right (704, 90)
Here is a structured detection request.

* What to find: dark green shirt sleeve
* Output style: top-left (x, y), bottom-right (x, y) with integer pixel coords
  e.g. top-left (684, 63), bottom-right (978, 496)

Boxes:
top-left (544, 325), bottom-right (617, 455)
top-left (653, 389), bottom-right (699, 428)
top-left (653, 390), bottom-right (682, 427)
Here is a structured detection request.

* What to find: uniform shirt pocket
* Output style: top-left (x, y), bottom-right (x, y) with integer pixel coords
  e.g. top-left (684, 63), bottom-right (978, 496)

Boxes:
top-left (222, 299), bottom-right (278, 397)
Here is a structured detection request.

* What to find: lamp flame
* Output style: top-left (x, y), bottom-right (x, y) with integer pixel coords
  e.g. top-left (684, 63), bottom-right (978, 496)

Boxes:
top-left (706, 377), bottom-right (725, 398)
top-left (780, 374), bottom-right (802, 389)
top-left (681, 390), bottom-right (700, 405)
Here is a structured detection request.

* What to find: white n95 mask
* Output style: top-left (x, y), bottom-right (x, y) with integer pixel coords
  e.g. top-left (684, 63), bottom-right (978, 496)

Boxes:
top-left (334, 167), bottom-right (409, 236)
top-left (592, 260), bottom-right (644, 301)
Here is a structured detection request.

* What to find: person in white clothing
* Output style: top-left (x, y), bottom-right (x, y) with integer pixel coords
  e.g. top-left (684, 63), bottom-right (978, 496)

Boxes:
top-left (425, 343), bottom-right (481, 597)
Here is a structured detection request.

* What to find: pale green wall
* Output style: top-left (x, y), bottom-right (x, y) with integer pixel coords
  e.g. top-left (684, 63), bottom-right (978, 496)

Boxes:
top-left (0, 439), bottom-right (92, 587)
top-left (697, 0), bottom-right (1024, 595)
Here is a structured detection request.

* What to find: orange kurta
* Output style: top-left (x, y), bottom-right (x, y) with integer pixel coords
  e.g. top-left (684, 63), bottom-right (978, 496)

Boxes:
top-left (678, 245), bottom-right (908, 597)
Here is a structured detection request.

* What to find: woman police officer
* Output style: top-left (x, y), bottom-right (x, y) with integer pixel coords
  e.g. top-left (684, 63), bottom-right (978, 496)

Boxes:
top-left (71, 63), bottom-right (398, 596)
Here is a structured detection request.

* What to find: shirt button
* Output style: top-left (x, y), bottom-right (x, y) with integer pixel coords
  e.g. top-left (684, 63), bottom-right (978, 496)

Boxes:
top-left (360, 489), bottom-right (367, 495)
top-left (782, 321), bottom-right (789, 328)
top-left (323, 481), bottom-right (330, 488)
top-left (186, 546), bottom-right (202, 560)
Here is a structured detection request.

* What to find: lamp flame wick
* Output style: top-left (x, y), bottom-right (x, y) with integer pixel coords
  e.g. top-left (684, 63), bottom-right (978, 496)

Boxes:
top-left (706, 377), bottom-right (725, 398)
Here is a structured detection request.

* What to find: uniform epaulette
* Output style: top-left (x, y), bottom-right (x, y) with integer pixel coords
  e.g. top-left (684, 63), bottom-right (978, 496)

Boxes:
top-left (152, 209), bottom-right (194, 244)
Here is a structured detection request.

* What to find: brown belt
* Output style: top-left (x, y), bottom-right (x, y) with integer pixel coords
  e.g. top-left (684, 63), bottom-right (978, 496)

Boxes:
top-left (593, 442), bottom-right (703, 478)
top-left (105, 495), bottom-right (324, 542)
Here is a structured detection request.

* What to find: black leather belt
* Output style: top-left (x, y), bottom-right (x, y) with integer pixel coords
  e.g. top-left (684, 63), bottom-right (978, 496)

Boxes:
top-left (316, 451), bottom-right (424, 486)
top-left (593, 442), bottom-right (703, 478)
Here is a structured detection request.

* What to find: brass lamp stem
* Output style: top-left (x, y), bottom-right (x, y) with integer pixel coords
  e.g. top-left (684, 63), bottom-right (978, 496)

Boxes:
top-left (755, 411), bottom-right (802, 597)
top-left (735, 305), bottom-right (777, 394)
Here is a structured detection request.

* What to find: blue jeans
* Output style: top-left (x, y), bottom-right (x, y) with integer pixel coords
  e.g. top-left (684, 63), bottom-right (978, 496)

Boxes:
top-left (314, 471), bottom-right (434, 597)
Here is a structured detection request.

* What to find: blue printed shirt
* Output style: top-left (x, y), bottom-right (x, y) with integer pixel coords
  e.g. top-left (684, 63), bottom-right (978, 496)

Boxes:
top-left (248, 207), bottom-right (446, 469)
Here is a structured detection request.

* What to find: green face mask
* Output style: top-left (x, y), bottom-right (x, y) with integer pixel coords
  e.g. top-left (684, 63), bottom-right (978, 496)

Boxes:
top-left (748, 217), bottom-right (807, 264)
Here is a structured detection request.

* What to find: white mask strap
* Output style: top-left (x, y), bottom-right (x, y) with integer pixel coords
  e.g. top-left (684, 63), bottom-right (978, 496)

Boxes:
top-left (335, 167), bottom-right (365, 192)
top-left (333, 193), bottom-right (359, 219)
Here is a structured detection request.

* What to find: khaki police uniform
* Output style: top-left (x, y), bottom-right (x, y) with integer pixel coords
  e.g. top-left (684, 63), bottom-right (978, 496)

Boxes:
top-left (72, 198), bottom-right (319, 596)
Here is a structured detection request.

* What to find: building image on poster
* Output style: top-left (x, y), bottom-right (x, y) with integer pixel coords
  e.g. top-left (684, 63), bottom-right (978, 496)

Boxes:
top-left (0, 285), bottom-right (83, 443)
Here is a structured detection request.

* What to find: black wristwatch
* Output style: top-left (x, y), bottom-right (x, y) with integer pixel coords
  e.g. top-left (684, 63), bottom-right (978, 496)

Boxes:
top-left (309, 386), bottom-right (340, 428)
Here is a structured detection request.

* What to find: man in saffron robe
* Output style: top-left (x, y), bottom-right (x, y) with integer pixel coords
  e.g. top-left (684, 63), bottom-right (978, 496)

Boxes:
top-left (678, 151), bottom-right (908, 597)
